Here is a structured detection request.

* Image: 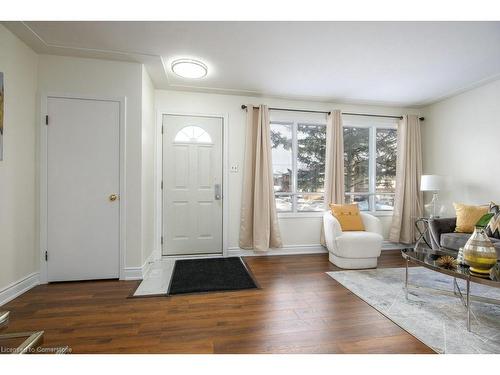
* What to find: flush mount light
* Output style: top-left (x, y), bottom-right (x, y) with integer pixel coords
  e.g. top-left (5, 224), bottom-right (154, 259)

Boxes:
top-left (171, 59), bottom-right (208, 79)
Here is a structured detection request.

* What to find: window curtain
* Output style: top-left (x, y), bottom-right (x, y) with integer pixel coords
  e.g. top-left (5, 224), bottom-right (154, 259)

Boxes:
top-left (320, 109), bottom-right (345, 245)
top-left (239, 105), bottom-right (283, 251)
top-left (389, 114), bottom-right (423, 244)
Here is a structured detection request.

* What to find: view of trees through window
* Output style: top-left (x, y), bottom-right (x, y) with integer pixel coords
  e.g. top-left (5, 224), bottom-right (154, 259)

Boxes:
top-left (271, 122), bottom-right (326, 212)
top-left (376, 128), bottom-right (397, 210)
top-left (297, 124), bottom-right (326, 193)
top-left (271, 117), bottom-right (397, 213)
top-left (344, 125), bottom-right (397, 211)
top-left (270, 123), bottom-right (293, 211)
top-left (344, 127), bottom-right (370, 205)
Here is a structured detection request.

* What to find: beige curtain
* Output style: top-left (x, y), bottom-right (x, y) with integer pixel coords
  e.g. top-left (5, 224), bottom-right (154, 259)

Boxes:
top-left (320, 109), bottom-right (345, 245)
top-left (389, 114), bottom-right (423, 244)
top-left (239, 105), bottom-right (283, 251)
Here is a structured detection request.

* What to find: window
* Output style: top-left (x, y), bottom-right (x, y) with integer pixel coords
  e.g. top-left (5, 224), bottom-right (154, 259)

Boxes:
top-left (270, 114), bottom-right (326, 213)
top-left (174, 126), bottom-right (212, 144)
top-left (344, 119), bottom-right (397, 212)
top-left (270, 112), bottom-right (397, 214)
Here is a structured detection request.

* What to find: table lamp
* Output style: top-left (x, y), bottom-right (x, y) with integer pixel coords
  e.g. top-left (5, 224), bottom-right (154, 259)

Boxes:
top-left (420, 175), bottom-right (444, 218)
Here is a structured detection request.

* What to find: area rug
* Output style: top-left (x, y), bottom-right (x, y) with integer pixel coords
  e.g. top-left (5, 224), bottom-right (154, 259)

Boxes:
top-left (327, 267), bottom-right (500, 353)
top-left (167, 257), bottom-right (258, 295)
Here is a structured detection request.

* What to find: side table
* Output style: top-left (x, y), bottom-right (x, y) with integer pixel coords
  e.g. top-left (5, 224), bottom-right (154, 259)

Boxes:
top-left (414, 217), bottom-right (432, 250)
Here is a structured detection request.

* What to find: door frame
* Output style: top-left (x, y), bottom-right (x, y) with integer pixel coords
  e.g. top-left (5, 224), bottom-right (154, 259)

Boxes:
top-left (39, 93), bottom-right (127, 283)
top-left (156, 111), bottom-right (229, 258)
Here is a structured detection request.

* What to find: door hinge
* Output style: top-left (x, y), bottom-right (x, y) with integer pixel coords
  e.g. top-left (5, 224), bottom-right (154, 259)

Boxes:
top-left (161, 236), bottom-right (163, 245)
top-left (161, 180), bottom-right (163, 190)
top-left (45, 115), bottom-right (49, 125)
top-left (161, 125), bottom-right (164, 134)
top-left (45, 251), bottom-right (48, 262)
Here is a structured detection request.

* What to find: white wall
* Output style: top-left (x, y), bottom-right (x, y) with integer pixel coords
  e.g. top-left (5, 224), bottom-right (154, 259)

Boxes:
top-left (0, 25), bottom-right (38, 291)
top-left (141, 66), bottom-right (156, 264)
top-left (38, 55), bottom-right (144, 268)
top-left (422, 78), bottom-right (500, 216)
top-left (156, 90), bottom-right (421, 248)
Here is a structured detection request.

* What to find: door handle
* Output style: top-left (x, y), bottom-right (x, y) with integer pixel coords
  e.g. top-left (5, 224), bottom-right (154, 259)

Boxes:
top-left (109, 194), bottom-right (119, 202)
top-left (214, 184), bottom-right (222, 200)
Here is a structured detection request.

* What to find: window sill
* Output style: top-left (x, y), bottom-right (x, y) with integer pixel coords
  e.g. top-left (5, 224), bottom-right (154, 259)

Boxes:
top-left (370, 211), bottom-right (394, 217)
top-left (277, 211), bottom-right (394, 219)
top-left (278, 212), bottom-right (324, 219)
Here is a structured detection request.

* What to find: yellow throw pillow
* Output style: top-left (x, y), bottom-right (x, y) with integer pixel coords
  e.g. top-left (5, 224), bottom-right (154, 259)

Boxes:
top-left (330, 203), bottom-right (365, 231)
top-left (453, 202), bottom-right (488, 233)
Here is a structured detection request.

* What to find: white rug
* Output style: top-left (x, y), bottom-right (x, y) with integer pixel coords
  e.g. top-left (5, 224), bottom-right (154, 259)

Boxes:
top-left (327, 267), bottom-right (500, 354)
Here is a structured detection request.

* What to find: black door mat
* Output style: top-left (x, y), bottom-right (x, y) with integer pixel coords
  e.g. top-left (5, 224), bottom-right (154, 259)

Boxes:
top-left (167, 257), bottom-right (258, 295)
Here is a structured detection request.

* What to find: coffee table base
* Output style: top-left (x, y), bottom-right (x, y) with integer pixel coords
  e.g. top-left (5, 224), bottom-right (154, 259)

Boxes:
top-left (404, 260), bottom-right (500, 332)
top-left (402, 247), bottom-right (500, 334)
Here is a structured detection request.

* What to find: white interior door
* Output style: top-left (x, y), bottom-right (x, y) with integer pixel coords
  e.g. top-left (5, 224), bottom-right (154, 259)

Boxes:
top-left (47, 97), bottom-right (120, 281)
top-left (162, 115), bottom-right (223, 256)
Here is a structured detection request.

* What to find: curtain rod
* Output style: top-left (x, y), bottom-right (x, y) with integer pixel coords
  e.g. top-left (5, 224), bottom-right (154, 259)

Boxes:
top-left (240, 105), bottom-right (424, 121)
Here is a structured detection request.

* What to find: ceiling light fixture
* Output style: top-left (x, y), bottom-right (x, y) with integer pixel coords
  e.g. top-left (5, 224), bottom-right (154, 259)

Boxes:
top-left (171, 59), bottom-right (208, 79)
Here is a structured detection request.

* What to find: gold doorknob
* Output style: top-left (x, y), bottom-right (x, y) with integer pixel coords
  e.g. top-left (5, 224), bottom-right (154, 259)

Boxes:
top-left (109, 194), bottom-right (119, 202)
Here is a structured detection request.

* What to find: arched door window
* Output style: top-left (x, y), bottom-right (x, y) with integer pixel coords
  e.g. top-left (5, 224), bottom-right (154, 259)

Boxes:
top-left (174, 126), bottom-right (212, 144)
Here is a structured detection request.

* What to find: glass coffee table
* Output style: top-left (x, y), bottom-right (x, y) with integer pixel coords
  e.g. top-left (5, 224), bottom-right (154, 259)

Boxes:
top-left (401, 246), bottom-right (500, 332)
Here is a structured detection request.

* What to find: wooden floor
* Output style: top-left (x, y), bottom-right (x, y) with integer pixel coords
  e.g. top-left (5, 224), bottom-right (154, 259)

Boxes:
top-left (1, 251), bottom-right (434, 354)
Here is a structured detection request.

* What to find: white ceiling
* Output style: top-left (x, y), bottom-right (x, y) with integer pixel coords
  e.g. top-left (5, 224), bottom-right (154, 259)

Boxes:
top-left (5, 21), bottom-right (500, 107)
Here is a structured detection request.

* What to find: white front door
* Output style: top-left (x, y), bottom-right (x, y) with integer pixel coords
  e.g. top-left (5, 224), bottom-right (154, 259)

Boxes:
top-left (162, 115), bottom-right (223, 256)
top-left (47, 97), bottom-right (120, 281)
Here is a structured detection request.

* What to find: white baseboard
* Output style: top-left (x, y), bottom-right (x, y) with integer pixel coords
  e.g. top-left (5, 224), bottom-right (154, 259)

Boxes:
top-left (122, 267), bottom-right (143, 280)
top-left (228, 244), bottom-right (327, 257)
top-left (122, 251), bottom-right (156, 280)
top-left (382, 241), bottom-right (411, 250)
top-left (0, 272), bottom-right (40, 307)
top-left (142, 252), bottom-right (155, 278)
top-left (228, 242), bottom-right (406, 257)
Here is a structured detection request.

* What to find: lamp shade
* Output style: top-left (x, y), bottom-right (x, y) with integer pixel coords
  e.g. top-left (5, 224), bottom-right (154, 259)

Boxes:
top-left (420, 175), bottom-right (444, 192)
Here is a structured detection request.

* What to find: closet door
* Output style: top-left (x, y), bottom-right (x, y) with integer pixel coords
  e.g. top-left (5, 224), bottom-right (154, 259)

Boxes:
top-left (47, 97), bottom-right (120, 281)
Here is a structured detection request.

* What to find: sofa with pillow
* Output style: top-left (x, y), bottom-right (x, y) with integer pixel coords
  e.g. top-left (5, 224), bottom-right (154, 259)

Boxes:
top-left (429, 202), bottom-right (500, 260)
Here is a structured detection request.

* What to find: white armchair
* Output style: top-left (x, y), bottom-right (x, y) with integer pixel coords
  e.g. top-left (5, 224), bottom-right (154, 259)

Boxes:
top-left (323, 211), bottom-right (383, 269)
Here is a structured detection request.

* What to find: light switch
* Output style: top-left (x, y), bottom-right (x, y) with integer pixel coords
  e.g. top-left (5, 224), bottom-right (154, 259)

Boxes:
top-left (230, 163), bottom-right (239, 173)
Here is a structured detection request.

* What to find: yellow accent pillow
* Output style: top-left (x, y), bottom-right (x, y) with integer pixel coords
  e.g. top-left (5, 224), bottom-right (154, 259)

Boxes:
top-left (453, 203), bottom-right (488, 233)
top-left (330, 203), bottom-right (365, 231)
